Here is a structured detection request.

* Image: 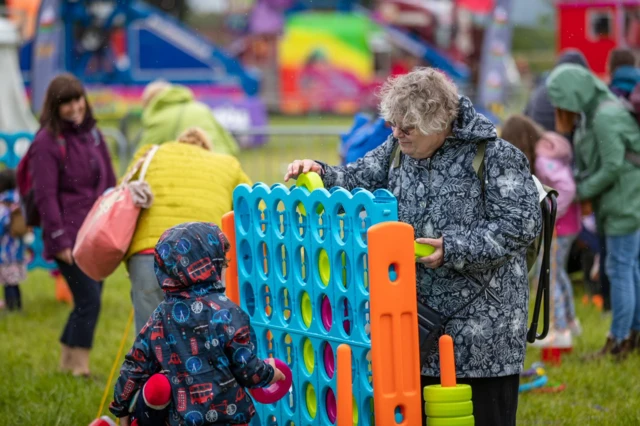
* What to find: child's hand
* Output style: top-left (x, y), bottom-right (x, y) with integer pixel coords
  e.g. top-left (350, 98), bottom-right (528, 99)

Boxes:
top-left (266, 358), bottom-right (286, 385)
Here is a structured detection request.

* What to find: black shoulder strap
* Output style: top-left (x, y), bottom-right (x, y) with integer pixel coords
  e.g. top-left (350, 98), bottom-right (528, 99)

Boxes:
top-left (390, 137), bottom-right (402, 170)
top-left (473, 140), bottom-right (487, 192)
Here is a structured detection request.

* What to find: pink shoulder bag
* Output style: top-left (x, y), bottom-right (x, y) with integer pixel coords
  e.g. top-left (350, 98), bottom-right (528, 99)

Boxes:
top-left (73, 145), bottom-right (160, 281)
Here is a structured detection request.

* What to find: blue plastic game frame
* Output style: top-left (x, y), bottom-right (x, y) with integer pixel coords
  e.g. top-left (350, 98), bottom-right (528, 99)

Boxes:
top-left (233, 181), bottom-right (398, 425)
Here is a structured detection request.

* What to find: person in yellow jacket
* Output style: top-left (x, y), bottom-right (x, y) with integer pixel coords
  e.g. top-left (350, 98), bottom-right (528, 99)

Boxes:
top-left (125, 127), bottom-right (251, 332)
top-left (138, 80), bottom-right (240, 156)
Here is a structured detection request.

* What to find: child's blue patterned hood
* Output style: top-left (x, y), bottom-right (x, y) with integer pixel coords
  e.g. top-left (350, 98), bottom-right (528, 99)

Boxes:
top-left (153, 222), bottom-right (230, 295)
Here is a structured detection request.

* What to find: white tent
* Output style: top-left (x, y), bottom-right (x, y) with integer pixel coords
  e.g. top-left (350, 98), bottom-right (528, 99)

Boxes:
top-left (0, 16), bottom-right (37, 133)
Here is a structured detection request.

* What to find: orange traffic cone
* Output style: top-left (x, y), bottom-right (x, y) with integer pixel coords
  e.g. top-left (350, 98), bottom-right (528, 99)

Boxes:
top-left (55, 273), bottom-right (73, 305)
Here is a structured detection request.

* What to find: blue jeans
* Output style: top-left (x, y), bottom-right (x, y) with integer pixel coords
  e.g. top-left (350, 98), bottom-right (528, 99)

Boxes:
top-left (57, 261), bottom-right (103, 348)
top-left (606, 231), bottom-right (640, 342)
top-left (127, 254), bottom-right (164, 334)
top-left (552, 235), bottom-right (577, 331)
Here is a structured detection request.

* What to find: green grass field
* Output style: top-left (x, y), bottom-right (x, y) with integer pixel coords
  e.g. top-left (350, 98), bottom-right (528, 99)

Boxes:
top-left (2, 268), bottom-right (640, 425)
top-left (4, 114), bottom-right (640, 425)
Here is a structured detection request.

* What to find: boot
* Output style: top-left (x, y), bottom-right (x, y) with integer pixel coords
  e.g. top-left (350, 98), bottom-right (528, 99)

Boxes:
top-left (584, 336), bottom-right (616, 361)
top-left (13, 286), bottom-right (21, 311)
top-left (5, 286), bottom-right (20, 311)
top-left (60, 343), bottom-right (74, 372)
top-left (4, 284), bottom-right (18, 311)
top-left (4, 286), bottom-right (15, 310)
top-left (71, 347), bottom-right (91, 377)
top-left (612, 338), bottom-right (635, 362)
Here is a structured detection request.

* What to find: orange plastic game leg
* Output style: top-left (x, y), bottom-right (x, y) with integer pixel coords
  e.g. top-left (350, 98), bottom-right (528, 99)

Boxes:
top-left (337, 344), bottom-right (354, 426)
top-left (222, 211), bottom-right (239, 305)
top-left (368, 222), bottom-right (422, 425)
top-left (439, 335), bottom-right (456, 388)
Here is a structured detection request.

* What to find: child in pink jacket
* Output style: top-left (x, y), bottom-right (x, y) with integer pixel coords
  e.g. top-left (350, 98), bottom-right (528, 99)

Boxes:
top-left (502, 115), bottom-right (582, 348)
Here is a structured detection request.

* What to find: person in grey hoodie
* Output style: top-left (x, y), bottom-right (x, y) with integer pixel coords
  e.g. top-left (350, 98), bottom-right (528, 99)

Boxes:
top-left (285, 68), bottom-right (542, 426)
top-left (524, 49), bottom-right (590, 132)
top-left (608, 47), bottom-right (640, 99)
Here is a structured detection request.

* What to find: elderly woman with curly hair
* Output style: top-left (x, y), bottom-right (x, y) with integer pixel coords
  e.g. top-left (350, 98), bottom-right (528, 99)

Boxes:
top-left (285, 68), bottom-right (542, 426)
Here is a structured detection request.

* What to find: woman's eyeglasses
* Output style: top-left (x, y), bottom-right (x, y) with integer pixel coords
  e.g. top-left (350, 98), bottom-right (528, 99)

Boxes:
top-left (386, 121), bottom-right (415, 136)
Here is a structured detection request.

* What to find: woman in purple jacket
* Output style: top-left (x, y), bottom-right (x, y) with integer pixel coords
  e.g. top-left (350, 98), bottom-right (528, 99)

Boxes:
top-left (31, 74), bottom-right (116, 377)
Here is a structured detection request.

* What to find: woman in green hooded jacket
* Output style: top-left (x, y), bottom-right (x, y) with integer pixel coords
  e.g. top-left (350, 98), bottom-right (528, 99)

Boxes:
top-left (547, 63), bottom-right (640, 359)
top-left (138, 81), bottom-right (240, 156)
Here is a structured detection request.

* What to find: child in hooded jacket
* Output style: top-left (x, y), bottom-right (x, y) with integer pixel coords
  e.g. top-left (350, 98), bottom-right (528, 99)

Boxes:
top-left (502, 115), bottom-right (582, 348)
top-left (109, 222), bottom-right (285, 425)
top-left (0, 169), bottom-right (27, 311)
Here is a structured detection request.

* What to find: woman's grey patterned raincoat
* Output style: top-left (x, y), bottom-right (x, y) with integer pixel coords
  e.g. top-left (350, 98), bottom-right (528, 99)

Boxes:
top-left (319, 97), bottom-right (542, 378)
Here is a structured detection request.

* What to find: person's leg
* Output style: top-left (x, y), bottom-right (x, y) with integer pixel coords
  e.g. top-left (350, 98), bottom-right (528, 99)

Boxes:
top-left (600, 235), bottom-right (612, 312)
top-left (472, 375), bottom-right (520, 426)
top-left (605, 232), bottom-right (640, 344)
top-left (551, 237), bottom-right (568, 331)
top-left (421, 375), bottom-right (520, 426)
top-left (629, 233), bottom-right (640, 344)
top-left (4, 285), bottom-right (15, 310)
top-left (56, 261), bottom-right (103, 375)
top-left (127, 254), bottom-right (164, 333)
top-left (557, 235), bottom-right (578, 327)
top-left (7, 285), bottom-right (20, 311)
top-left (12, 285), bottom-right (21, 310)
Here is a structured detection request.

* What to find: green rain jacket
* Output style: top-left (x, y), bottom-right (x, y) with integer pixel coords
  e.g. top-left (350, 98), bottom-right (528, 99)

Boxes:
top-left (139, 85), bottom-right (240, 156)
top-left (547, 64), bottom-right (640, 236)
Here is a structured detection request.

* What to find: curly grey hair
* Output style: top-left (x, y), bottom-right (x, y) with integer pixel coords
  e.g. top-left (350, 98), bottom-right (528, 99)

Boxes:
top-left (378, 68), bottom-right (459, 136)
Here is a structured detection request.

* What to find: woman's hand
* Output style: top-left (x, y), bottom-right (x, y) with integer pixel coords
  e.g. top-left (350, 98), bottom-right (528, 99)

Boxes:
top-left (55, 248), bottom-right (74, 265)
top-left (416, 237), bottom-right (444, 268)
top-left (284, 160), bottom-right (323, 182)
top-left (266, 358), bottom-right (286, 385)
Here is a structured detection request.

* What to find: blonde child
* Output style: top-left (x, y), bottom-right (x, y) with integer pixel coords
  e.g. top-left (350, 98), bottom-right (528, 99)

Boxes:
top-left (502, 114), bottom-right (582, 348)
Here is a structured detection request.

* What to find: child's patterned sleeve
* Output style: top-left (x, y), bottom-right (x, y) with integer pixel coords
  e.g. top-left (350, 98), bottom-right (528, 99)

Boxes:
top-left (109, 322), bottom-right (161, 418)
top-left (0, 207), bottom-right (10, 235)
top-left (223, 306), bottom-right (275, 388)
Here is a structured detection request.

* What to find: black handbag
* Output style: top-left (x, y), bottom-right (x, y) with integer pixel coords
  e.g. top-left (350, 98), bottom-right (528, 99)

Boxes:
top-left (417, 302), bottom-right (449, 365)
top-left (417, 272), bottom-right (493, 366)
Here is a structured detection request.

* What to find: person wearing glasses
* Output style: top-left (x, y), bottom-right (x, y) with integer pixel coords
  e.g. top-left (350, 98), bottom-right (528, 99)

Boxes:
top-left (284, 68), bottom-right (541, 426)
